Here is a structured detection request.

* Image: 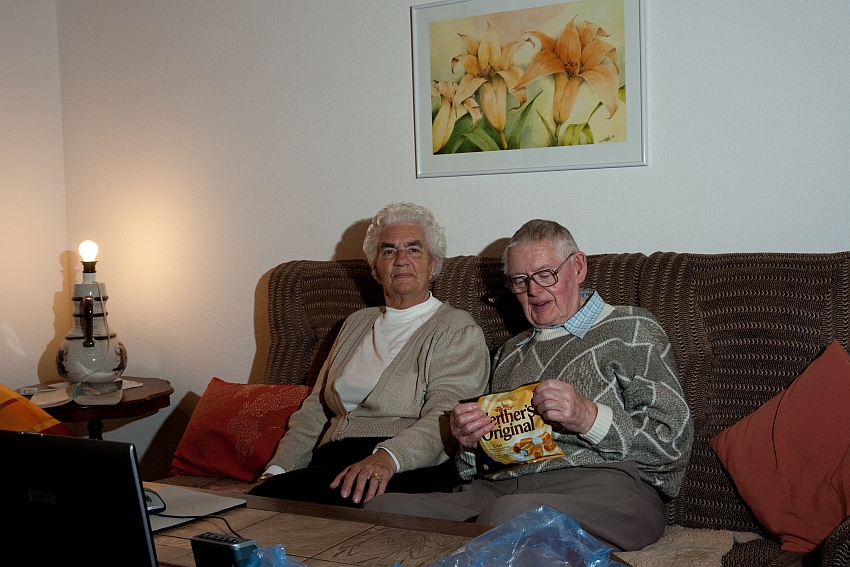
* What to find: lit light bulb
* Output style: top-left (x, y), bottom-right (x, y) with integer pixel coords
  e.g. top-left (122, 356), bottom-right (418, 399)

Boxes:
top-left (79, 240), bottom-right (99, 262)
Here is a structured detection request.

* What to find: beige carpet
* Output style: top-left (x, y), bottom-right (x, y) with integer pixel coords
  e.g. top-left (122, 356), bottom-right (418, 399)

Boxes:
top-left (617, 525), bottom-right (762, 567)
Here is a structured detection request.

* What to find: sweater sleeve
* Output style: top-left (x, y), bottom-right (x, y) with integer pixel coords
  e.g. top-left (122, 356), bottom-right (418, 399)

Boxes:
top-left (453, 341), bottom-right (504, 481)
top-left (376, 322), bottom-right (490, 472)
top-left (455, 449), bottom-right (478, 481)
top-left (593, 316), bottom-right (694, 498)
top-left (264, 335), bottom-right (338, 472)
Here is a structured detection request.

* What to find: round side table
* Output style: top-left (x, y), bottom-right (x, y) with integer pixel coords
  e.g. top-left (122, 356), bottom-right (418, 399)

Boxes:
top-left (30, 377), bottom-right (173, 439)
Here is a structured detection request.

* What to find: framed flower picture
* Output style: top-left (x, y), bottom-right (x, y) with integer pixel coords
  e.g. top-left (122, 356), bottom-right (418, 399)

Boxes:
top-left (411, 0), bottom-right (646, 177)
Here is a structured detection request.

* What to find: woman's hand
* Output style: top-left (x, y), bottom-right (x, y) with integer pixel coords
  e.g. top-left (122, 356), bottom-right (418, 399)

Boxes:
top-left (531, 379), bottom-right (597, 434)
top-left (330, 449), bottom-right (397, 504)
top-left (450, 402), bottom-right (492, 451)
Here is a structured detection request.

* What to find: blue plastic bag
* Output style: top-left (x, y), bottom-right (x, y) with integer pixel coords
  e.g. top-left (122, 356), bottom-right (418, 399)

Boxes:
top-left (245, 544), bottom-right (306, 567)
top-left (427, 506), bottom-right (616, 567)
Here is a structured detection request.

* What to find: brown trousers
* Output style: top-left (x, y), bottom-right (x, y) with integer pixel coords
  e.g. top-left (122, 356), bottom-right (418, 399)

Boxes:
top-left (363, 461), bottom-right (665, 551)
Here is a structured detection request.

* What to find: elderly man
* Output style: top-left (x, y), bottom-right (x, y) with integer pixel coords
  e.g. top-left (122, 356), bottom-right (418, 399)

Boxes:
top-left (364, 220), bottom-right (693, 551)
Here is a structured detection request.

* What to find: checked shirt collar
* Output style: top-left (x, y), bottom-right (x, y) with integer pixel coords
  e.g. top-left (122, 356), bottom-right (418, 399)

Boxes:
top-left (517, 288), bottom-right (603, 345)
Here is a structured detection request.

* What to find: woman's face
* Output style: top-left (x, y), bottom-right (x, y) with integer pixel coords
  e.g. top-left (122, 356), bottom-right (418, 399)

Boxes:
top-left (374, 223), bottom-right (438, 309)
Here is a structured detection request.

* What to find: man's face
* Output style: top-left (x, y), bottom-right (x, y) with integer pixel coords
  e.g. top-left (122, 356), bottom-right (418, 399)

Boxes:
top-left (374, 223), bottom-right (438, 309)
top-left (506, 242), bottom-right (587, 328)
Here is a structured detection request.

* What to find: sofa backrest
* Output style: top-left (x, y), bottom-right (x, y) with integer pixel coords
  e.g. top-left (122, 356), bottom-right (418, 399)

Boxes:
top-left (257, 254), bottom-right (648, 385)
top-left (255, 251), bottom-right (850, 533)
top-left (640, 251), bottom-right (850, 533)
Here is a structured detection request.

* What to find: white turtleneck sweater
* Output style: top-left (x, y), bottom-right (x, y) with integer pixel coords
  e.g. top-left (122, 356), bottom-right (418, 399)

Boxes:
top-left (262, 293), bottom-right (444, 477)
top-left (335, 293), bottom-right (443, 412)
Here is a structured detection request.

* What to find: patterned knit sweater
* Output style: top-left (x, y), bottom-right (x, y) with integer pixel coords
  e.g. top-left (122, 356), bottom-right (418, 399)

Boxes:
top-left (458, 303), bottom-right (693, 499)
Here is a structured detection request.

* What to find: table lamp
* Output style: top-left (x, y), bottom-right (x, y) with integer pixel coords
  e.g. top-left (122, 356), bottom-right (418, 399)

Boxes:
top-left (55, 240), bottom-right (128, 383)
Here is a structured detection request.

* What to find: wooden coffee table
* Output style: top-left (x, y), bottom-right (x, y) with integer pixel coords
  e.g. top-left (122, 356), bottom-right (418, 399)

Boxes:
top-left (151, 488), bottom-right (631, 566)
top-left (31, 377), bottom-right (173, 439)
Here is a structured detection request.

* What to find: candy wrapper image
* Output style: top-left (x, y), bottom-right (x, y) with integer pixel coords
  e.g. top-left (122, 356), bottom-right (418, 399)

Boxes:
top-left (472, 383), bottom-right (564, 476)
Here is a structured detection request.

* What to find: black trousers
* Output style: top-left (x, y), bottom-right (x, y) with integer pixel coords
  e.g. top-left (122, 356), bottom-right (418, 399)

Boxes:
top-left (249, 437), bottom-right (463, 508)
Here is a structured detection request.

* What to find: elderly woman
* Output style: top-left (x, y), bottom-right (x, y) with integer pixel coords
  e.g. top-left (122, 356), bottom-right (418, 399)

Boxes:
top-left (248, 203), bottom-right (490, 507)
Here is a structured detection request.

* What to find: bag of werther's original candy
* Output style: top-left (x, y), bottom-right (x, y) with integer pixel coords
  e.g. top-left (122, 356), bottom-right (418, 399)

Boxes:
top-left (473, 383), bottom-right (564, 477)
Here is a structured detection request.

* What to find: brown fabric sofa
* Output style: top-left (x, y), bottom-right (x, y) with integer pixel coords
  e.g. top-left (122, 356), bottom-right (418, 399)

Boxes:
top-left (163, 252), bottom-right (850, 566)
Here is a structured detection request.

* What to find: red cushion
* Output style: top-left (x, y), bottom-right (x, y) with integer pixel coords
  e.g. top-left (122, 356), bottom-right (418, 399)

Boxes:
top-left (0, 384), bottom-right (76, 436)
top-left (170, 378), bottom-right (311, 482)
top-left (709, 340), bottom-right (850, 552)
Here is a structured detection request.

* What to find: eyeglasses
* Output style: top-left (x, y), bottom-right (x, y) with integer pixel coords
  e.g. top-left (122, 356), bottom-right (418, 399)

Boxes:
top-left (505, 253), bottom-right (575, 294)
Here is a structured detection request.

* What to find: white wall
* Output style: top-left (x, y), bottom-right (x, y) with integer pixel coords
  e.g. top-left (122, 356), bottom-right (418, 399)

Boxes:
top-left (0, 1), bottom-right (69, 389)
top-left (2, 0), bottom-right (849, 477)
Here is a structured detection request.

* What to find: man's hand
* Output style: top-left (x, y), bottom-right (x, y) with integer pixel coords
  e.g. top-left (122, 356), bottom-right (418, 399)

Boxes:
top-left (450, 402), bottom-right (493, 450)
top-left (330, 449), bottom-right (397, 505)
top-left (532, 379), bottom-right (598, 434)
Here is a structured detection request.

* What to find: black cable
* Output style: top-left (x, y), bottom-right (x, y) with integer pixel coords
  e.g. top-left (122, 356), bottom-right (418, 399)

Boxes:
top-left (152, 512), bottom-right (244, 539)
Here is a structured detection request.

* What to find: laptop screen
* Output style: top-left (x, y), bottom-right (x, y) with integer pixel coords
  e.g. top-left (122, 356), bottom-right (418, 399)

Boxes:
top-left (1, 430), bottom-right (157, 567)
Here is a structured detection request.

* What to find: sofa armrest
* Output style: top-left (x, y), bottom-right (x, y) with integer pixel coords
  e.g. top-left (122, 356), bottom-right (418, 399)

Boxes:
top-left (822, 515), bottom-right (850, 567)
top-left (721, 516), bottom-right (850, 567)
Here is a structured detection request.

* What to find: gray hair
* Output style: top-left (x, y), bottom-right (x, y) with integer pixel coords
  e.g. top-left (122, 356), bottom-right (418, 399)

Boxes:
top-left (501, 219), bottom-right (579, 273)
top-left (363, 202), bottom-right (447, 281)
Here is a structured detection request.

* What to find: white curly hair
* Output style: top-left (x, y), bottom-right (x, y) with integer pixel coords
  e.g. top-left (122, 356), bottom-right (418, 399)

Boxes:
top-left (363, 202), bottom-right (447, 282)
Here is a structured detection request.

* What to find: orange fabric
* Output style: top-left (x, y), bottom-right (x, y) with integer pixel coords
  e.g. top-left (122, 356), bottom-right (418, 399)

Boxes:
top-left (0, 384), bottom-right (75, 436)
top-left (709, 340), bottom-right (850, 552)
top-left (170, 377), bottom-right (311, 482)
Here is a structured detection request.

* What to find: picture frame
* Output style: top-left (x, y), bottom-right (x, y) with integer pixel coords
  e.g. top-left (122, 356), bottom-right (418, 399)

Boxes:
top-left (411, 0), bottom-right (647, 178)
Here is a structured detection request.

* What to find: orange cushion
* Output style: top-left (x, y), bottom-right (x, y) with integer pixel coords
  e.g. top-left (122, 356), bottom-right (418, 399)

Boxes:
top-left (170, 377), bottom-right (311, 482)
top-left (0, 384), bottom-right (75, 436)
top-left (709, 340), bottom-right (850, 552)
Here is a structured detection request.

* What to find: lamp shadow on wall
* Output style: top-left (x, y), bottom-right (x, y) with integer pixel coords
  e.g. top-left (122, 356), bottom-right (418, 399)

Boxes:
top-left (38, 250), bottom-right (75, 384)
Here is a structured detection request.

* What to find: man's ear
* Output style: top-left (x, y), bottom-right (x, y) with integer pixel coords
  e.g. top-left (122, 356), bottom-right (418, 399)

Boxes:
top-left (574, 252), bottom-right (589, 285)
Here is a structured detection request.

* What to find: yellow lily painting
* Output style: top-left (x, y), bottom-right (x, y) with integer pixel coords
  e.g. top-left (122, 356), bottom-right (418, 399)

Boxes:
top-left (451, 22), bottom-right (528, 149)
top-left (428, 0), bottom-right (627, 154)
